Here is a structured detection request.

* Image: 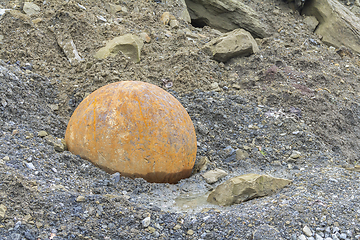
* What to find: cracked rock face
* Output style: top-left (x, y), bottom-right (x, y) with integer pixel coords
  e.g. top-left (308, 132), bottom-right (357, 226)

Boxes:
top-left (185, 0), bottom-right (270, 38)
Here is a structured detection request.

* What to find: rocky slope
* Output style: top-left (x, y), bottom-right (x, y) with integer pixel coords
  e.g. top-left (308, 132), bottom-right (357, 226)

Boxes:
top-left (0, 0), bottom-right (360, 239)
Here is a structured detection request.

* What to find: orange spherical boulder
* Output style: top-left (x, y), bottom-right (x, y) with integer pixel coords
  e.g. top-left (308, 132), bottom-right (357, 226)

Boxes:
top-left (65, 81), bottom-right (197, 183)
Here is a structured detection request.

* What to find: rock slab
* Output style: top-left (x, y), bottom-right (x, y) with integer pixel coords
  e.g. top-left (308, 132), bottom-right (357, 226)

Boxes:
top-left (302, 0), bottom-right (360, 53)
top-left (207, 173), bottom-right (292, 206)
top-left (185, 0), bottom-right (269, 38)
top-left (94, 34), bottom-right (144, 62)
top-left (201, 168), bottom-right (227, 184)
top-left (203, 28), bottom-right (259, 62)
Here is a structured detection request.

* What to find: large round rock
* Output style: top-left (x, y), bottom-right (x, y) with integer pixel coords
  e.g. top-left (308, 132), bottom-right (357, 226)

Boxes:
top-left (65, 81), bottom-right (197, 183)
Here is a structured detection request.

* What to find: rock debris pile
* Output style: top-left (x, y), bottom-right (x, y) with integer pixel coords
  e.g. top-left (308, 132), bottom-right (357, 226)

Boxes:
top-left (1, 0), bottom-right (360, 239)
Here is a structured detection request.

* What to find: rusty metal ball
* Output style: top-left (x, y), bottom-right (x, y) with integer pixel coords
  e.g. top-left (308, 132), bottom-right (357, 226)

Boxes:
top-left (65, 81), bottom-right (197, 183)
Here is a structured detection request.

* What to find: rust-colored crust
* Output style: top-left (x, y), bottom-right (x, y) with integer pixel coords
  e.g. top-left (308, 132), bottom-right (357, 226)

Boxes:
top-left (65, 81), bottom-right (197, 183)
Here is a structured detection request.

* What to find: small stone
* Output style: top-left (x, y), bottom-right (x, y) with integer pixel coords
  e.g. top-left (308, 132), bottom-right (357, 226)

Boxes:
top-left (153, 231), bottom-right (160, 237)
top-left (272, 160), bottom-right (282, 166)
top-left (193, 156), bottom-right (209, 173)
top-left (0, 204), bottom-right (6, 219)
top-left (339, 233), bottom-right (347, 239)
top-left (94, 34), bottom-right (143, 62)
top-left (290, 150), bottom-right (301, 159)
top-left (38, 131), bottom-right (48, 137)
top-left (332, 234), bottom-right (340, 240)
top-left (173, 224), bottom-right (181, 230)
top-left (139, 32), bottom-right (151, 43)
top-left (170, 19), bottom-right (179, 28)
top-left (23, 2), bottom-right (40, 16)
top-left (232, 84), bottom-right (241, 90)
top-left (3, 156), bottom-right (10, 161)
top-left (210, 82), bottom-right (221, 91)
top-left (104, 3), bottom-right (126, 14)
top-left (201, 169), bottom-right (228, 184)
top-left (147, 226), bottom-right (155, 233)
top-left (187, 229), bottom-right (194, 235)
top-left (54, 142), bottom-right (65, 152)
top-left (111, 172), bottom-right (121, 183)
top-left (25, 162), bottom-right (35, 170)
top-left (142, 216), bottom-right (151, 228)
top-left (298, 234), bottom-right (307, 240)
top-left (160, 12), bottom-right (175, 25)
top-left (236, 149), bottom-right (249, 160)
top-left (49, 104), bottom-right (59, 111)
top-left (97, 15), bottom-right (107, 22)
top-left (76, 196), bottom-right (86, 202)
top-left (315, 234), bottom-right (323, 240)
top-left (32, 18), bottom-right (42, 24)
top-left (303, 226), bottom-right (313, 237)
top-left (25, 132), bottom-right (34, 139)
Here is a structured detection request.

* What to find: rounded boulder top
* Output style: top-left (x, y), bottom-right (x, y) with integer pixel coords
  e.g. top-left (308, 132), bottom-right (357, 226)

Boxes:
top-left (65, 81), bottom-right (197, 183)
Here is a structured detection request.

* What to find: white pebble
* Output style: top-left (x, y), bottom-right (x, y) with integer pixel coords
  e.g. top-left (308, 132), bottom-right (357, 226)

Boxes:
top-left (25, 162), bottom-right (35, 170)
top-left (142, 216), bottom-right (151, 228)
top-left (298, 234), bottom-right (307, 240)
top-left (303, 225), bottom-right (313, 237)
top-left (315, 234), bottom-right (323, 240)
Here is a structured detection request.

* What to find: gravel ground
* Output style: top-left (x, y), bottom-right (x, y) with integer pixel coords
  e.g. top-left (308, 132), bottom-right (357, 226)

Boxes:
top-left (1, 0), bottom-right (360, 239)
top-left (1, 60), bottom-right (360, 240)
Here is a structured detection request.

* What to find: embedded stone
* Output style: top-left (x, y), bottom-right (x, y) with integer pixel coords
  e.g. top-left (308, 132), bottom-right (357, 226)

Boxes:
top-left (65, 81), bottom-right (197, 183)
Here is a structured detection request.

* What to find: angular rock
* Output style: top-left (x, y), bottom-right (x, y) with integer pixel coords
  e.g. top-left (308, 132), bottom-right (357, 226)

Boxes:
top-left (193, 156), bottom-right (209, 173)
top-left (37, 130), bottom-right (48, 137)
top-left (303, 226), bottom-right (313, 237)
top-left (142, 216), bottom-right (151, 228)
top-left (94, 34), bottom-right (144, 63)
top-left (139, 32), bottom-right (151, 43)
top-left (160, 12), bottom-right (175, 25)
top-left (104, 3), bottom-right (127, 15)
top-left (44, 135), bottom-right (66, 152)
top-left (76, 196), bottom-right (85, 202)
top-left (23, 2), bottom-right (40, 16)
top-left (185, 0), bottom-right (270, 38)
top-left (203, 28), bottom-right (259, 62)
top-left (54, 30), bottom-right (83, 65)
top-left (201, 169), bottom-right (227, 184)
top-left (302, 0), bottom-right (360, 53)
top-left (303, 16), bottom-right (319, 32)
top-left (236, 149), bottom-right (249, 160)
top-left (0, 204), bottom-right (6, 219)
top-left (290, 150), bottom-right (301, 159)
top-left (165, 0), bottom-right (191, 22)
top-left (253, 224), bottom-right (284, 240)
top-left (207, 173), bottom-right (292, 206)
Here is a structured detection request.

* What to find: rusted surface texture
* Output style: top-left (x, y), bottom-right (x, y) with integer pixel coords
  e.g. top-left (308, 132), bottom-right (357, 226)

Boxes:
top-left (65, 81), bottom-right (197, 183)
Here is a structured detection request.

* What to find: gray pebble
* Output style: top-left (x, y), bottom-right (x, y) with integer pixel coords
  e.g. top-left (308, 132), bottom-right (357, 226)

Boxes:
top-left (142, 216), bottom-right (151, 228)
top-left (25, 162), bottom-right (35, 170)
top-left (298, 235), bottom-right (307, 240)
top-left (315, 234), bottom-right (323, 240)
top-left (332, 234), bottom-right (340, 240)
top-left (303, 226), bottom-right (313, 237)
top-left (339, 233), bottom-right (347, 240)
